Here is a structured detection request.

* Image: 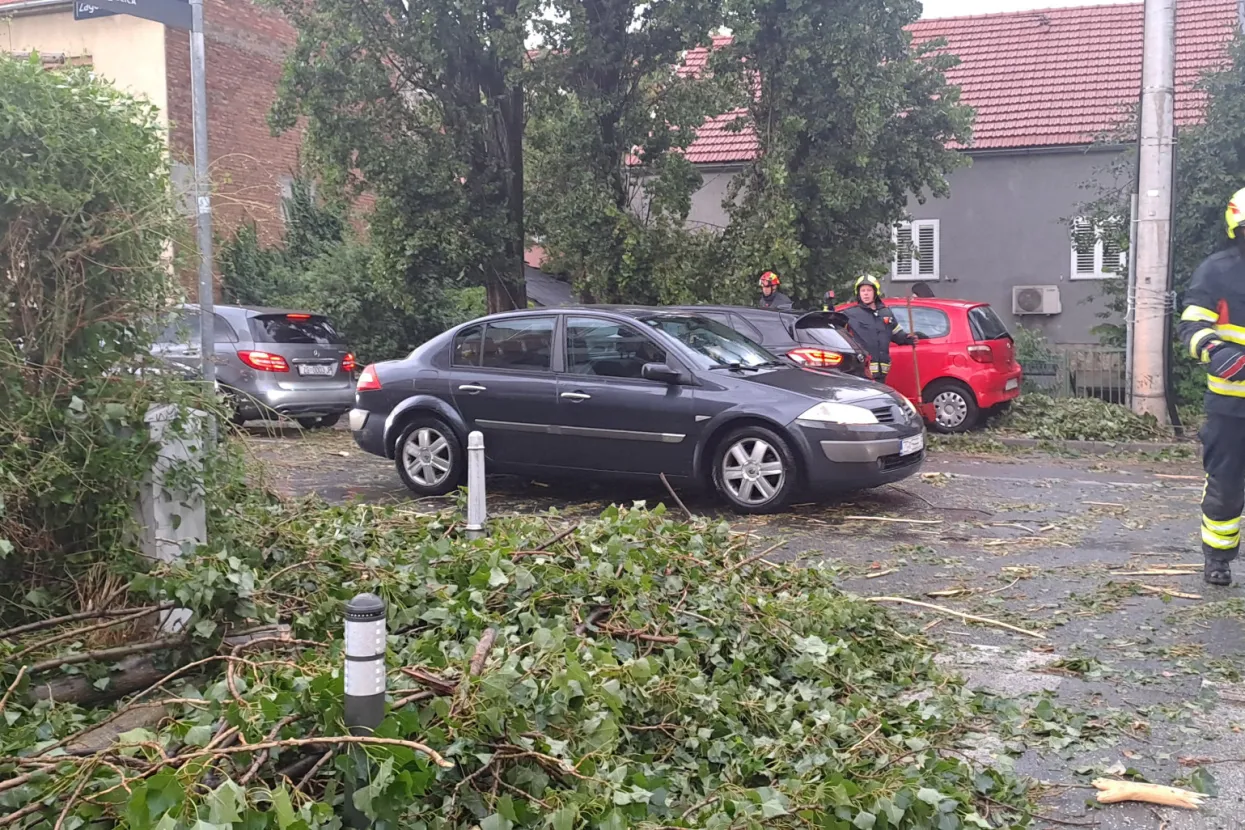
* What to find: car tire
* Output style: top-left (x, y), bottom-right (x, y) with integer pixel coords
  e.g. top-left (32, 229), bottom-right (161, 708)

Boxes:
top-left (926, 380), bottom-right (980, 434)
top-left (394, 416), bottom-right (464, 497)
top-left (298, 414), bottom-right (342, 430)
top-left (711, 425), bottom-right (799, 514)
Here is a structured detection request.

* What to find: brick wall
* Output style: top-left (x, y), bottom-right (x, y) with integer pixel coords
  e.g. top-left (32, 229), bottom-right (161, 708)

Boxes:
top-left (165, 0), bottom-right (303, 249)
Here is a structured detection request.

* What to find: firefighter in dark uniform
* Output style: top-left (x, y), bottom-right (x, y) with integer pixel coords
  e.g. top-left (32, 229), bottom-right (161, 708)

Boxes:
top-left (841, 274), bottom-right (918, 383)
top-left (1179, 187), bottom-right (1245, 585)
top-left (758, 271), bottom-right (793, 310)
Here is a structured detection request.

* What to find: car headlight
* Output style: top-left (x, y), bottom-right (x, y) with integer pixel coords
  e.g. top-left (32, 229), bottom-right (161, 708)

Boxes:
top-left (797, 402), bottom-right (878, 424)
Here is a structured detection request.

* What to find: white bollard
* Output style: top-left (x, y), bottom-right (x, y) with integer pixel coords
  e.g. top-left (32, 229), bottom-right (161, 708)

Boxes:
top-left (343, 593), bottom-right (386, 829)
top-left (466, 430), bottom-right (487, 539)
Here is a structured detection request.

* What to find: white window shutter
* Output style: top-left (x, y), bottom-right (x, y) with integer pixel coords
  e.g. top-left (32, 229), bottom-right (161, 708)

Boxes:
top-left (916, 223), bottom-right (937, 276)
top-left (1072, 219), bottom-right (1097, 276)
top-left (894, 225), bottom-right (913, 277)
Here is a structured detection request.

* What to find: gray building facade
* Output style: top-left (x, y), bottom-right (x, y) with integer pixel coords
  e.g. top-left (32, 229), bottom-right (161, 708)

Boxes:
top-left (682, 147), bottom-right (1125, 345)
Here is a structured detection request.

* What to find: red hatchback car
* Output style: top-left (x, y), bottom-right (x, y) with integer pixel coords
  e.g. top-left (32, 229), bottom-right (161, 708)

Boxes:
top-left (839, 298), bottom-right (1023, 433)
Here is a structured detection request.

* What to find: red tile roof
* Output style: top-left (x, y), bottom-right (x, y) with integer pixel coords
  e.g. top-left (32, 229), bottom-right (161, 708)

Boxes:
top-left (682, 0), bottom-right (1238, 164)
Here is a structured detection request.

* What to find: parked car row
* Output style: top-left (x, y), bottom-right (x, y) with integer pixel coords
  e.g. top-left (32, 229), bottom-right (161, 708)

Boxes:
top-left (151, 294), bottom-right (1021, 513)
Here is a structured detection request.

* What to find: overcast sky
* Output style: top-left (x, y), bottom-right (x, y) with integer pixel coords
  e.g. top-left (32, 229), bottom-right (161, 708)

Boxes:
top-left (921, 0), bottom-right (1135, 18)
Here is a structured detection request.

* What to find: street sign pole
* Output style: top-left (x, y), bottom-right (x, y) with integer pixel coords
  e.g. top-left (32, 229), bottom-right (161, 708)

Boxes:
top-left (188, 0), bottom-right (216, 418)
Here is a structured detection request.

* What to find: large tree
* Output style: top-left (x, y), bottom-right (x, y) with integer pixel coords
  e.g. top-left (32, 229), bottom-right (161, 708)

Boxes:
top-left (269, 0), bottom-right (533, 311)
top-left (715, 0), bottom-right (973, 304)
top-left (525, 0), bottom-right (727, 304)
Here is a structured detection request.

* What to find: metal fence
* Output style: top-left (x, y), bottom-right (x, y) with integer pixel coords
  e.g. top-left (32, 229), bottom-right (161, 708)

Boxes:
top-left (1020, 347), bottom-right (1128, 405)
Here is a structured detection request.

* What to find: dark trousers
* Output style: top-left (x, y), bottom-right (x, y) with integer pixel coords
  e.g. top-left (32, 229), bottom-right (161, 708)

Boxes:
top-left (1201, 412), bottom-right (1245, 561)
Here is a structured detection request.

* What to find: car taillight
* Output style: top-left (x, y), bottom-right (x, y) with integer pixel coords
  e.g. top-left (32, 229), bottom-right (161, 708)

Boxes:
top-left (357, 364), bottom-right (382, 392)
top-left (788, 348), bottom-right (845, 368)
top-left (968, 344), bottom-right (994, 364)
top-left (342, 353), bottom-right (357, 373)
top-left (237, 350), bottom-right (290, 372)
top-left (286, 313), bottom-right (312, 320)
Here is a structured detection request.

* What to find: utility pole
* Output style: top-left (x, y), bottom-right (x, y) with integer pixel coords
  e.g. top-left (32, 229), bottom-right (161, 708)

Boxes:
top-left (1130, 0), bottom-right (1177, 421)
top-left (189, 0), bottom-right (215, 396)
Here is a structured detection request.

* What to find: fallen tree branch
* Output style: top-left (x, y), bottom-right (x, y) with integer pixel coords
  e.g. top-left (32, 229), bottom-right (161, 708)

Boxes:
top-left (864, 597), bottom-right (1047, 640)
top-left (574, 606), bottom-right (611, 636)
top-left (295, 750), bottom-right (334, 793)
top-left (172, 734), bottom-right (453, 770)
top-left (721, 542), bottom-right (785, 576)
top-left (0, 667), bottom-right (26, 715)
top-left (239, 713), bottom-right (304, 786)
top-left (659, 472), bottom-right (694, 520)
top-left (11, 607), bottom-right (157, 663)
top-left (888, 484), bottom-right (993, 515)
top-left (1093, 778), bottom-right (1205, 810)
top-left (0, 604), bottom-right (176, 641)
top-left (400, 668), bottom-right (458, 695)
top-left (843, 516), bottom-right (943, 525)
top-left (469, 629), bottom-right (497, 678)
top-left (29, 635), bottom-right (188, 675)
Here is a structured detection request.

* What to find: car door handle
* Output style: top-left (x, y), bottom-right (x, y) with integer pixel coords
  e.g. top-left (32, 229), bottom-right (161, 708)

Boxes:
top-left (458, 384), bottom-right (487, 394)
top-left (560, 391), bottom-right (591, 401)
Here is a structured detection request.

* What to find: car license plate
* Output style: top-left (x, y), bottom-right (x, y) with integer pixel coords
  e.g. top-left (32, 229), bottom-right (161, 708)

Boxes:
top-left (1005, 378), bottom-right (1019, 391)
top-left (297, 363), bottom-right (335, 377)
top-left (900, 434), bottom-right (924, 456)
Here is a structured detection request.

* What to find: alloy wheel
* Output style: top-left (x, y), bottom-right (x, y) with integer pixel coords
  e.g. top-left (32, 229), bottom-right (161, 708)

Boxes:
top-left (721, 437), bottom-right (786, 506)
top-left (402, 427), bottom-right (452, 488)
top-left (932, 390), bottom-right (969, 429)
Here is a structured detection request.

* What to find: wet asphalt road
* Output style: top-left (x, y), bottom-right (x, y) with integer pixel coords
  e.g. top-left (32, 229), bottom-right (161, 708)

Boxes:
top-left (247, 426), bottom-right (1245, 829)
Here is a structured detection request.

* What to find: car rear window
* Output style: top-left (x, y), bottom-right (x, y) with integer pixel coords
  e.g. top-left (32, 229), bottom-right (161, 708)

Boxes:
top-left (250, 314), bottom-right (343, 345)
top-left (969, 305), bottom-right (1011, 341)
top-left (799, 325), bottom-right (856, 352)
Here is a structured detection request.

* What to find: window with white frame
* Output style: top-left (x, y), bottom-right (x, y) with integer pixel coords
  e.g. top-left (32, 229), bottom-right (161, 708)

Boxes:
top-left (892, 220), bottom-right (940, 280)
top-left (1070, 217), bottom-right (1125, 279)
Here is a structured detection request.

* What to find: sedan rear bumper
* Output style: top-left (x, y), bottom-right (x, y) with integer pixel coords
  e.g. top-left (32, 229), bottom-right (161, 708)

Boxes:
top-left (351, 408), bottom-right (388, 457)
top-left (240, 386), bottom-right (355, 418)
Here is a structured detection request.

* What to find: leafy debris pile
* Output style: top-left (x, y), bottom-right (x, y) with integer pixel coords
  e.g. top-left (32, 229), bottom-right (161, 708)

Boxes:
top-left (0, 502), bottom-right (1032, 829)
top-left (994, 394), bottom-right (1168, 443)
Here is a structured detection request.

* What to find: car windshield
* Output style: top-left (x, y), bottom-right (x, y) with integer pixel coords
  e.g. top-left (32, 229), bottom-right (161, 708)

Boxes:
top-left (969, 305), bottom-right (1011, 341)
top-left (641, 314), bottom-right (778, 369)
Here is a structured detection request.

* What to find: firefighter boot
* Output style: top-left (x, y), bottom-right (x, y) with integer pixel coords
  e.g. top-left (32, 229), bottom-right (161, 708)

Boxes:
top-left (1203, 550), bottom-right (1233, 587)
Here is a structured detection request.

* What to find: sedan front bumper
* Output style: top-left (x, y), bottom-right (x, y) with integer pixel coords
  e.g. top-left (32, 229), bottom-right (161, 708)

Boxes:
top-left (787, 417), bottom-right (926, 491)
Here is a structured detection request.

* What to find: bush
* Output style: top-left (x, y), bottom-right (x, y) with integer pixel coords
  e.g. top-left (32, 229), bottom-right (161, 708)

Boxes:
top-left (0, 56), bottom-right (199, 605)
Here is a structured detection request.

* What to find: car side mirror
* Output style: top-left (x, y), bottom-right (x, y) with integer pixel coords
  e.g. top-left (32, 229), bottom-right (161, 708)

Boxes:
top-left (642, 362), bottom-right (682, 384)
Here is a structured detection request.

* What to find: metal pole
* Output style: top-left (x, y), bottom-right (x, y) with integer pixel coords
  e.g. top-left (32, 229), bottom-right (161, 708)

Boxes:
top-left (344, 593), bottom-right (386, 828)
top-left (189, 0), bottom-right (215, 396)
top-left (1125, 192), bottom-right (1139, 409)
top-left (1130, 0), bottom-right (1176, 421)
top-left (466, 431), bottom-right (487, 538)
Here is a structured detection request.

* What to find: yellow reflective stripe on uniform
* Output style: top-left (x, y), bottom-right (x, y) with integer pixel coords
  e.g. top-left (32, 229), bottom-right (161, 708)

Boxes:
top-left (1203, 527), bottom-right (1240, 549)
top-left (1208, 375), bottom-right (1245, 397)
top-left (1219, 323), bottom-right (1245, 346)
top-left (1190, 327), bottom-right (1218, 359)
top-left (1202, 515), bottom-right (1241, 534)
top-left (868, 361), bottom-right (892, 374)
top-left (1182, 305), bottom-right (1220, 323)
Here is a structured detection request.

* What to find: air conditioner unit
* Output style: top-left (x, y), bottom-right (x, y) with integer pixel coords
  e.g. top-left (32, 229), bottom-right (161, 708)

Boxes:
top-left (1012, 285), bottom-right (1062, 316)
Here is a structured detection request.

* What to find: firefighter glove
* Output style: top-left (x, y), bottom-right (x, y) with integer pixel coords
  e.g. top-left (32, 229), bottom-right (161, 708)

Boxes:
top-left (1207, 340), bottom-right (1245, 381)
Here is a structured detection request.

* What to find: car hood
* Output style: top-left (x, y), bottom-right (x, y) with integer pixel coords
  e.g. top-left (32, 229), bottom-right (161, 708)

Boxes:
top-left (739, 366), bottom-right (896, 404)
